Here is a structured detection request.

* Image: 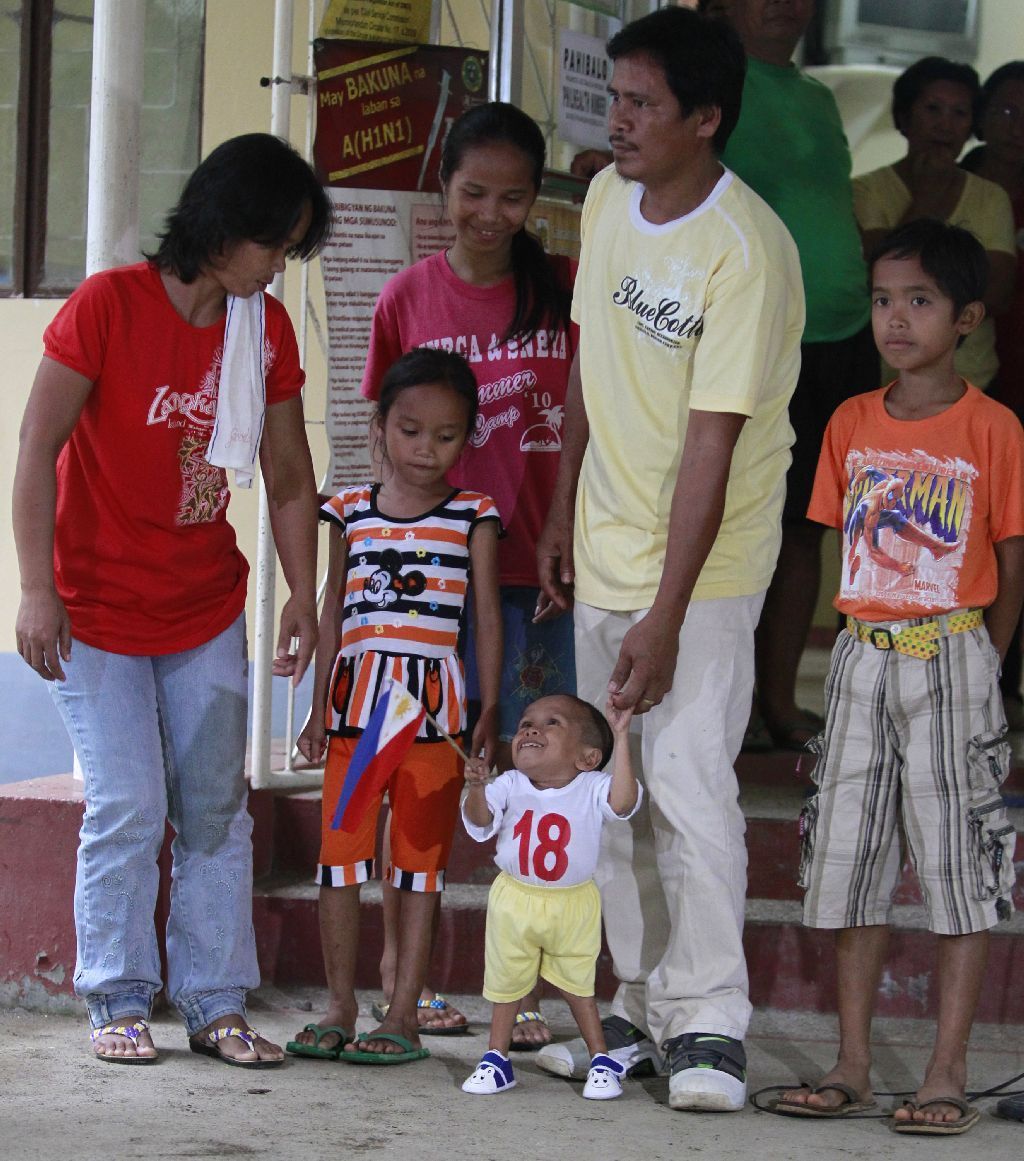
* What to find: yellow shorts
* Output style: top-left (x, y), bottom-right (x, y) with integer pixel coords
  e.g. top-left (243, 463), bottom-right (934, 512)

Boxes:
top-left (483, 872), bottom-right (601, 1002)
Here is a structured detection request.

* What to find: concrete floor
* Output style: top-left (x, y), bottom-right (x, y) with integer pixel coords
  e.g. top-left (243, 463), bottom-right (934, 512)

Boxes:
top-left (3, 991), bottom-right (1023, 1161)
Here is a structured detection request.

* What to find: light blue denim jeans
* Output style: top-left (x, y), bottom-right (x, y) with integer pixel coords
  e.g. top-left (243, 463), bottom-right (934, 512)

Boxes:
top-left (49, 614), bottom-right (259, 1035)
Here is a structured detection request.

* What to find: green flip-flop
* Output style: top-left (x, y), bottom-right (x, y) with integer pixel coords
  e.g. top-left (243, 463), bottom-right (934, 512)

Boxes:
top-left (338, 1032), bottom-right (430, 1064)
top-left (285, 1023), bottom-right (353, 1060)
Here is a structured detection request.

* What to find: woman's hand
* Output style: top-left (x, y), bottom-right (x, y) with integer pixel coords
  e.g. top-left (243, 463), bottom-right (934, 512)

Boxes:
top-left (16, 587), bottom-right (72, 681)
top-left (273, 593), bottom-right (318, 683)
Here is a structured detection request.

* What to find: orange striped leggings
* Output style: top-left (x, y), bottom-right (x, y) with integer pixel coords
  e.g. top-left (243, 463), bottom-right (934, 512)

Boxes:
top-left (317, 735), bottom-right (464, 892)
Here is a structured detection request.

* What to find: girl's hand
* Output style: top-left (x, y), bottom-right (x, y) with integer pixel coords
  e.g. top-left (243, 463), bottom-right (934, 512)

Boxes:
top-left (532, 590), bottom-right (568, 624)
top-left (464, 756), bottom-right (490, 785)
top-left (296, 718), bottom-right (327, 765)
top-left (605, 697), bottom-right (633, 737)
top-left (471, 705), bottom-right (500, 772)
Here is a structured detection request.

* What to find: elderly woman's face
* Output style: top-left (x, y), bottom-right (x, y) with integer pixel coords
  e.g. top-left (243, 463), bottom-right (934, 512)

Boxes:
top-left (902, 80), bottom-right (975, 159)
top-left (980, 78), bottom-right (1024, 168)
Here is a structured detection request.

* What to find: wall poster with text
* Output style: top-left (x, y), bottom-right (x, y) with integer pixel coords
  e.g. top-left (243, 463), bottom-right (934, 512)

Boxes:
top-left (314, 39), bottom-right (488, 489)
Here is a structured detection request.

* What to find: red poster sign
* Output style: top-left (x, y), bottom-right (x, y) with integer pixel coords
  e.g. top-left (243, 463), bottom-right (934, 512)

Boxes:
top-left (314, 40), bottom-right (488, 192)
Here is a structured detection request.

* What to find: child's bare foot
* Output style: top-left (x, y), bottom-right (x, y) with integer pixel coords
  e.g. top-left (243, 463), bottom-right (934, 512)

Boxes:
top-left (510, 992), bottom-right (550, 1049)
top-left (91, 1017), bottom-right (158, 1063)
top-left (893, 1062), bottom-right (970, 1127)
top-left (778, 1063), bottom-right (874, 1113)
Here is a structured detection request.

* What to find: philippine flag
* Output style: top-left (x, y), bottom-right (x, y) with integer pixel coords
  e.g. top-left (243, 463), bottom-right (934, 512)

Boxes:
top-left (331, 680), bottom-right (425, 832)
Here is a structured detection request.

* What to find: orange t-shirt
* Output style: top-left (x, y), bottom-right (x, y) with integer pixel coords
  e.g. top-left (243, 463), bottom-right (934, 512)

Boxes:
top-left (808, 383), bottom-right (1024, 622)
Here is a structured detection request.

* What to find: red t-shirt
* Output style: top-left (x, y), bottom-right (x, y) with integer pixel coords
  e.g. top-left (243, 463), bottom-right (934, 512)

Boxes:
top-left (360, 249), bottom-right (576, 587)
top-left (808, 383), bottom-right (1024, 622)
top-left (44, 262), bottom-right (304, 654)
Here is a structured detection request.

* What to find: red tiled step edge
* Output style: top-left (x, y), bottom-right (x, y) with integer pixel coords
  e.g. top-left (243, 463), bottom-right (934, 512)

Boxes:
top-left (270, 779), bottom-right (1024, 907)
top-left (252, 882), bottom-right (1024, 1023)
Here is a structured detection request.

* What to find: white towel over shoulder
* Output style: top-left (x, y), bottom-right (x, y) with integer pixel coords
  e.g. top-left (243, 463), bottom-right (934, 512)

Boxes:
top-left (206, 292), bottom-right (266, 488)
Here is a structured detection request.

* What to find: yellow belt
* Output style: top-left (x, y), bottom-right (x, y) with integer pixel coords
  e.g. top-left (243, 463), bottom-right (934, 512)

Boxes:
top-left (846, 608), bottom-right (984, 660)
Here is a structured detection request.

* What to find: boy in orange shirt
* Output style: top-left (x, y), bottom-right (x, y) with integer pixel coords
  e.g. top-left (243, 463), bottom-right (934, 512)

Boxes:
top-left (777, 220), bottom-right (1024, 1135)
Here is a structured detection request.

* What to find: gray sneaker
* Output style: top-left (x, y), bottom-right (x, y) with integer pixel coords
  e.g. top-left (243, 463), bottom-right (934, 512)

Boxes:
top-left (664, 1032), bottom-right (747, 1112)
top-left (536, 1015), bottom-right (662, 1080)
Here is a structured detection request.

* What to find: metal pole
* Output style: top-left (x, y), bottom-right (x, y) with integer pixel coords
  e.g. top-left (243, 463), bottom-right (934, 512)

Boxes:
top-left (489, 0), bottom-right (523, 105)
top-left (86, 0), bottom-right (144, 275)
top-left (251, 0), bottom-right (294, 790)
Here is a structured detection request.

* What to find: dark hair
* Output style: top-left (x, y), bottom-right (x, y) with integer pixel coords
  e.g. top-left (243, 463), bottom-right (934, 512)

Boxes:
top-left (607, 6), bottom-right (746, 153)
top-left (149, 133), bottom-right (332, 282)
top-left (376, 347), bottom-right (479, 435)
top-left (526, 693), bottom-right (615, 770)
top-left (975, 60), bottom-right (1024, 138)
top-left (891, 57), bottom-right (980, 136)
top-left (869, 219), bottom-right (988, 317)
top-left (440, 102), bottom-right (570, 345)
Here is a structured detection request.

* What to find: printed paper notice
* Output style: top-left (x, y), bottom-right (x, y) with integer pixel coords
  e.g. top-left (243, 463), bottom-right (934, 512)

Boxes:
top-left (558, 29), bottom-right (610, 151)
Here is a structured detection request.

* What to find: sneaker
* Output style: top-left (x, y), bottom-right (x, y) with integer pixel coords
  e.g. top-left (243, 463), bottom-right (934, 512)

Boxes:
top-left (462, 1051), bottom-right (516, 1095)
top-left (664, 1033), bottom-right (747, 1112)
top-left (537, 1015), bottom-right (661, 1080)
top-left (582, 1053), bottom-right (626, 1100)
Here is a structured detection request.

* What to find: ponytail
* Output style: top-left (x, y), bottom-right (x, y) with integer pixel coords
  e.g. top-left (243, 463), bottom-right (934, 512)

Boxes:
top-left (506, 229), bottom-right (572, 345)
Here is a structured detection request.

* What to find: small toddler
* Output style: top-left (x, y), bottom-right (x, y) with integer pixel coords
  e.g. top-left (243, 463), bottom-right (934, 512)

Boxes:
top-left (461, 693), bottom-right (641, 1099)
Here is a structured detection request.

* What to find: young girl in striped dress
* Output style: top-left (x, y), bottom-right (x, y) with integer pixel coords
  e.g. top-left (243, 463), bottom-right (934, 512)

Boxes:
top-left (287, 347), bottom-right (501, 1063)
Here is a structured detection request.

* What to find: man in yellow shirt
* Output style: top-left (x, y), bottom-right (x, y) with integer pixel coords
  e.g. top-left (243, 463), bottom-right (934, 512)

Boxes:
top-left (537, 6), bottom-right (803, 1113)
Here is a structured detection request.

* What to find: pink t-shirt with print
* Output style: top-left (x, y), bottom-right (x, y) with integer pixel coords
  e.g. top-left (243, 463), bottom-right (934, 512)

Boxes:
top-left (361, 249), bottom-right (575, 588)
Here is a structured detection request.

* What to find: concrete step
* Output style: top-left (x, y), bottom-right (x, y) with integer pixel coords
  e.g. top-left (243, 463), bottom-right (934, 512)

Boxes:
top-left (269, 766), bottom-right (1024, 907)
top-left (5, 765), bottom-right (1024, 1023)
top-left (251, 877), bottom-right (1024, 1023)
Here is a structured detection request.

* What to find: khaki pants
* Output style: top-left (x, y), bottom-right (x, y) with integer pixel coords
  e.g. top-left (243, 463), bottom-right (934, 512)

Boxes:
top-left (574, 594), bottom-right (764, 1045)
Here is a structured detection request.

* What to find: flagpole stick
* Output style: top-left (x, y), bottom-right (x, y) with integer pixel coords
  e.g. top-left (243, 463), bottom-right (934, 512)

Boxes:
top-left (421, 709), bottom-right (499, 779)
top-left (422, 708), bottom-right (472, 762)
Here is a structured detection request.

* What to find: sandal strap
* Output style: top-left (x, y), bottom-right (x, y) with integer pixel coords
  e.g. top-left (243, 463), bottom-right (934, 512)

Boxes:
top-left (514, 1010), bottom-right (547, 1026)
top-left (417, 996), bottom-right (448, 1011)
top-left (90, 1018), bottom-right (150, 1043)
top-left (205, 1026), bottom-right (257, 1049)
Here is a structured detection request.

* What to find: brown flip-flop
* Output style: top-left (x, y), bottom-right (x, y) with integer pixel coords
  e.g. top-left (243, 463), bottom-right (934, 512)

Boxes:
top-left (891, 1096), bottom-right (980, 1135)
top-left (772, 1081), bottom-right (877, 1117)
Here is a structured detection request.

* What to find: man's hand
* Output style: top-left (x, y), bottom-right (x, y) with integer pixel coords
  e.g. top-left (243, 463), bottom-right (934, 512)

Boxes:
top-left (536, 508), bottom-right (575, 615)
top-left (608, 610), bottom-right (682, 714)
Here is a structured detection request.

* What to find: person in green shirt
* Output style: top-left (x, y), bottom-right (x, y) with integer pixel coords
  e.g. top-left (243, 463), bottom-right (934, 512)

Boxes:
top-left (710, 0), bottom-right (878, 752)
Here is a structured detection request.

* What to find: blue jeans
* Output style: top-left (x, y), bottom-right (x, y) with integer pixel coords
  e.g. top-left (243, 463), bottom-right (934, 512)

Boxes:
top-left (49, 614), bottom-right (259, 1034)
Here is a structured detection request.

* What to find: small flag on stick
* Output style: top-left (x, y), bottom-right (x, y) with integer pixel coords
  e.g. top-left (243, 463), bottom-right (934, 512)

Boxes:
top-left (331, 679), bottom-right (425, 832)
